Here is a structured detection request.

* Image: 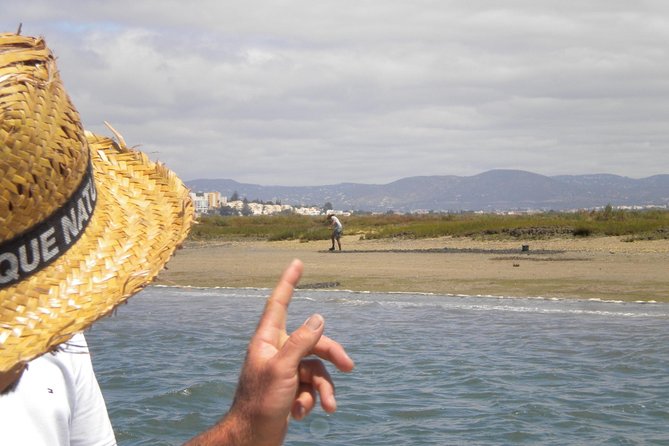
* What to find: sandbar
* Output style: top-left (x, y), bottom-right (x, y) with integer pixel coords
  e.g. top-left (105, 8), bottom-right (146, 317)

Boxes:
top-left (156, 236), bottom-right (669, 303)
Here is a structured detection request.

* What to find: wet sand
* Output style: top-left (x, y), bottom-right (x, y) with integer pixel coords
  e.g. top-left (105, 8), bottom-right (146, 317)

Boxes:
top-left (156, 236), bottom-right (669, 302)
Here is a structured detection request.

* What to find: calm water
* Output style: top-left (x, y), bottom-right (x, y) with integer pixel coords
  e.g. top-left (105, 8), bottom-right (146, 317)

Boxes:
top-left (86, 287), bottom-right (669, 445)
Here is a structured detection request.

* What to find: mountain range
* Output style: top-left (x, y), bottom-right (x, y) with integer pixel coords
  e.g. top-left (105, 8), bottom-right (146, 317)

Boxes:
top-left (186, 170), bottom-right (669, 213)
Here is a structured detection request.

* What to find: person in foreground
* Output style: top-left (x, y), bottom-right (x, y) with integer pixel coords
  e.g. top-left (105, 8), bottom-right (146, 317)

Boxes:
top-left (0, 32), bottom-right (353, 445)
top-left (327, 214), bottom-right (343, 251)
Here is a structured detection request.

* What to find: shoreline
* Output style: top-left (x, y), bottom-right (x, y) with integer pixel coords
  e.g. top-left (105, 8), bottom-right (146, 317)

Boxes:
top-left (150, 282), bottom-right (661, 305)
top-left (155, 236), bottom-right (669, 303)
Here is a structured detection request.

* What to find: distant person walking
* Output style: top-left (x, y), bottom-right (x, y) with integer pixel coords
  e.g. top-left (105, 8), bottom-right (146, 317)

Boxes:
top-left (328, 214), bottom-right (343, 251)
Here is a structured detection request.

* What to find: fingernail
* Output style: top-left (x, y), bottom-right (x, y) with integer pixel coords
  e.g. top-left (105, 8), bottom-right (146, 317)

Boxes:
top-left (295, 403), bottom-right (306, 419)
top-left (327, 395), bottom-right (337, 411)
top-left (304, 314), bottom-right (323, 331)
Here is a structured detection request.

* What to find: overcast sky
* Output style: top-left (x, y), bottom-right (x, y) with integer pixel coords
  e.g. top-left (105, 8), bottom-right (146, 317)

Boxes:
top-left (3, 1), bottom-right (669, 185)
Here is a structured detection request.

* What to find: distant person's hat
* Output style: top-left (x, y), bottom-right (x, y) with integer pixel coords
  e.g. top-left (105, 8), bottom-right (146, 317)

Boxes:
top-left (0, 33), bottom-right (194, 372)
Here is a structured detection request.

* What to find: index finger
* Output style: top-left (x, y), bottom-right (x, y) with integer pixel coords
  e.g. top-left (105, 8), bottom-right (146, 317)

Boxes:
top-left (256, 259), bottom-right (304, 336)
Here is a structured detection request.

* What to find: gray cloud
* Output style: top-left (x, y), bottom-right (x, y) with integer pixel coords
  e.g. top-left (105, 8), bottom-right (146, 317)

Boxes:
top-left (3, 1), bottom-right (669, 185)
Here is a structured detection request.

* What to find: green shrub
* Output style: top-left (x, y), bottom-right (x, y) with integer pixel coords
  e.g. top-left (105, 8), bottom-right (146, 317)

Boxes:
top-left (189, 210), bottom-right (669, 241)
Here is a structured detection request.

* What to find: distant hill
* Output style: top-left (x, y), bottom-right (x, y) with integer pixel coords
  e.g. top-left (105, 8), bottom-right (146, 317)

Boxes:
top-left (186, 170), bottom-right (669, 213)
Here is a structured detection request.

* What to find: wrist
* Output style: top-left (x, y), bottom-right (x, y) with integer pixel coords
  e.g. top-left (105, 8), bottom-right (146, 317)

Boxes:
top-left (224, 402), bottom-right (288, 446)
top-left (182, 408), bottom-right (259, 446)
top-left (226, 383), bottom-right (289, 446)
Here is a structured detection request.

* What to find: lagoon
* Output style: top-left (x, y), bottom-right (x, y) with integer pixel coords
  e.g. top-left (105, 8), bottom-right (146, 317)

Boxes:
top-left (87, 287), bottom-right (669, 445)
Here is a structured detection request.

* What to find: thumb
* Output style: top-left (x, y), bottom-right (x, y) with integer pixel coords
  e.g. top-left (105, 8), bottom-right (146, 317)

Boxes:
top-left (278, 314), bottom-right (325, 367)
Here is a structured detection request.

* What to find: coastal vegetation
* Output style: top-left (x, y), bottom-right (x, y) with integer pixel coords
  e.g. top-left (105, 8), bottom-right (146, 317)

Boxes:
top-left (189, 208), bottom-right (669, 242)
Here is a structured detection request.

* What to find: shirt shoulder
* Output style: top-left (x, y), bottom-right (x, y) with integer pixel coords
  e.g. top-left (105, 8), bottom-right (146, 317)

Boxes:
top-left (0, 332), bottom-right (116, 446)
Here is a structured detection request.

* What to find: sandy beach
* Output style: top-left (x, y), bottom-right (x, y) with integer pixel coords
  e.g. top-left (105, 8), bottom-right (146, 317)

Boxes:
top-left (155, 235), bottom-right (669, 302)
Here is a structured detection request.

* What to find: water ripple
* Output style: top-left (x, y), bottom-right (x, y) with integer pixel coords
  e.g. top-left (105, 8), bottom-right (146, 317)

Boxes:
top-left (87, 287), bottom-right (669, 445)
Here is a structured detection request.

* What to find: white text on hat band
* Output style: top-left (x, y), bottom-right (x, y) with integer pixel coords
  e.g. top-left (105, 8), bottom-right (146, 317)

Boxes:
top-left (0, 164), bottom-right (97, 288)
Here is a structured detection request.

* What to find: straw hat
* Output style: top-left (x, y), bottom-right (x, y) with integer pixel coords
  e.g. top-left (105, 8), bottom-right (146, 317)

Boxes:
top-left (0, 33), bottom-right (194, 372)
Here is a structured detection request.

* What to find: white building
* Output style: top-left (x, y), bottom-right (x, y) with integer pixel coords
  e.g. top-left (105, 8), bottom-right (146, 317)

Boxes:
top-left (190, 191), bottom-right (223, 215)
top-left (294, 206), bottom-right (324, 216)
top-left (192, 192), bottom-right (348, 217)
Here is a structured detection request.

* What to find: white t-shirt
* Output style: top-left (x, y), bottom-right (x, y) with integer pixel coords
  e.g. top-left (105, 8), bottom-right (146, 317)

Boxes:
top-left (0, 333), bottom-right (116, 446)
top-left (331, 216), bottom-right (343, 230)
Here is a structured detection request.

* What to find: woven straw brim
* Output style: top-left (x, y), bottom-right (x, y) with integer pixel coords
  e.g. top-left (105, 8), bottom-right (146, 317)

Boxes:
top-left (0, 132), bottom-right (194, 372)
